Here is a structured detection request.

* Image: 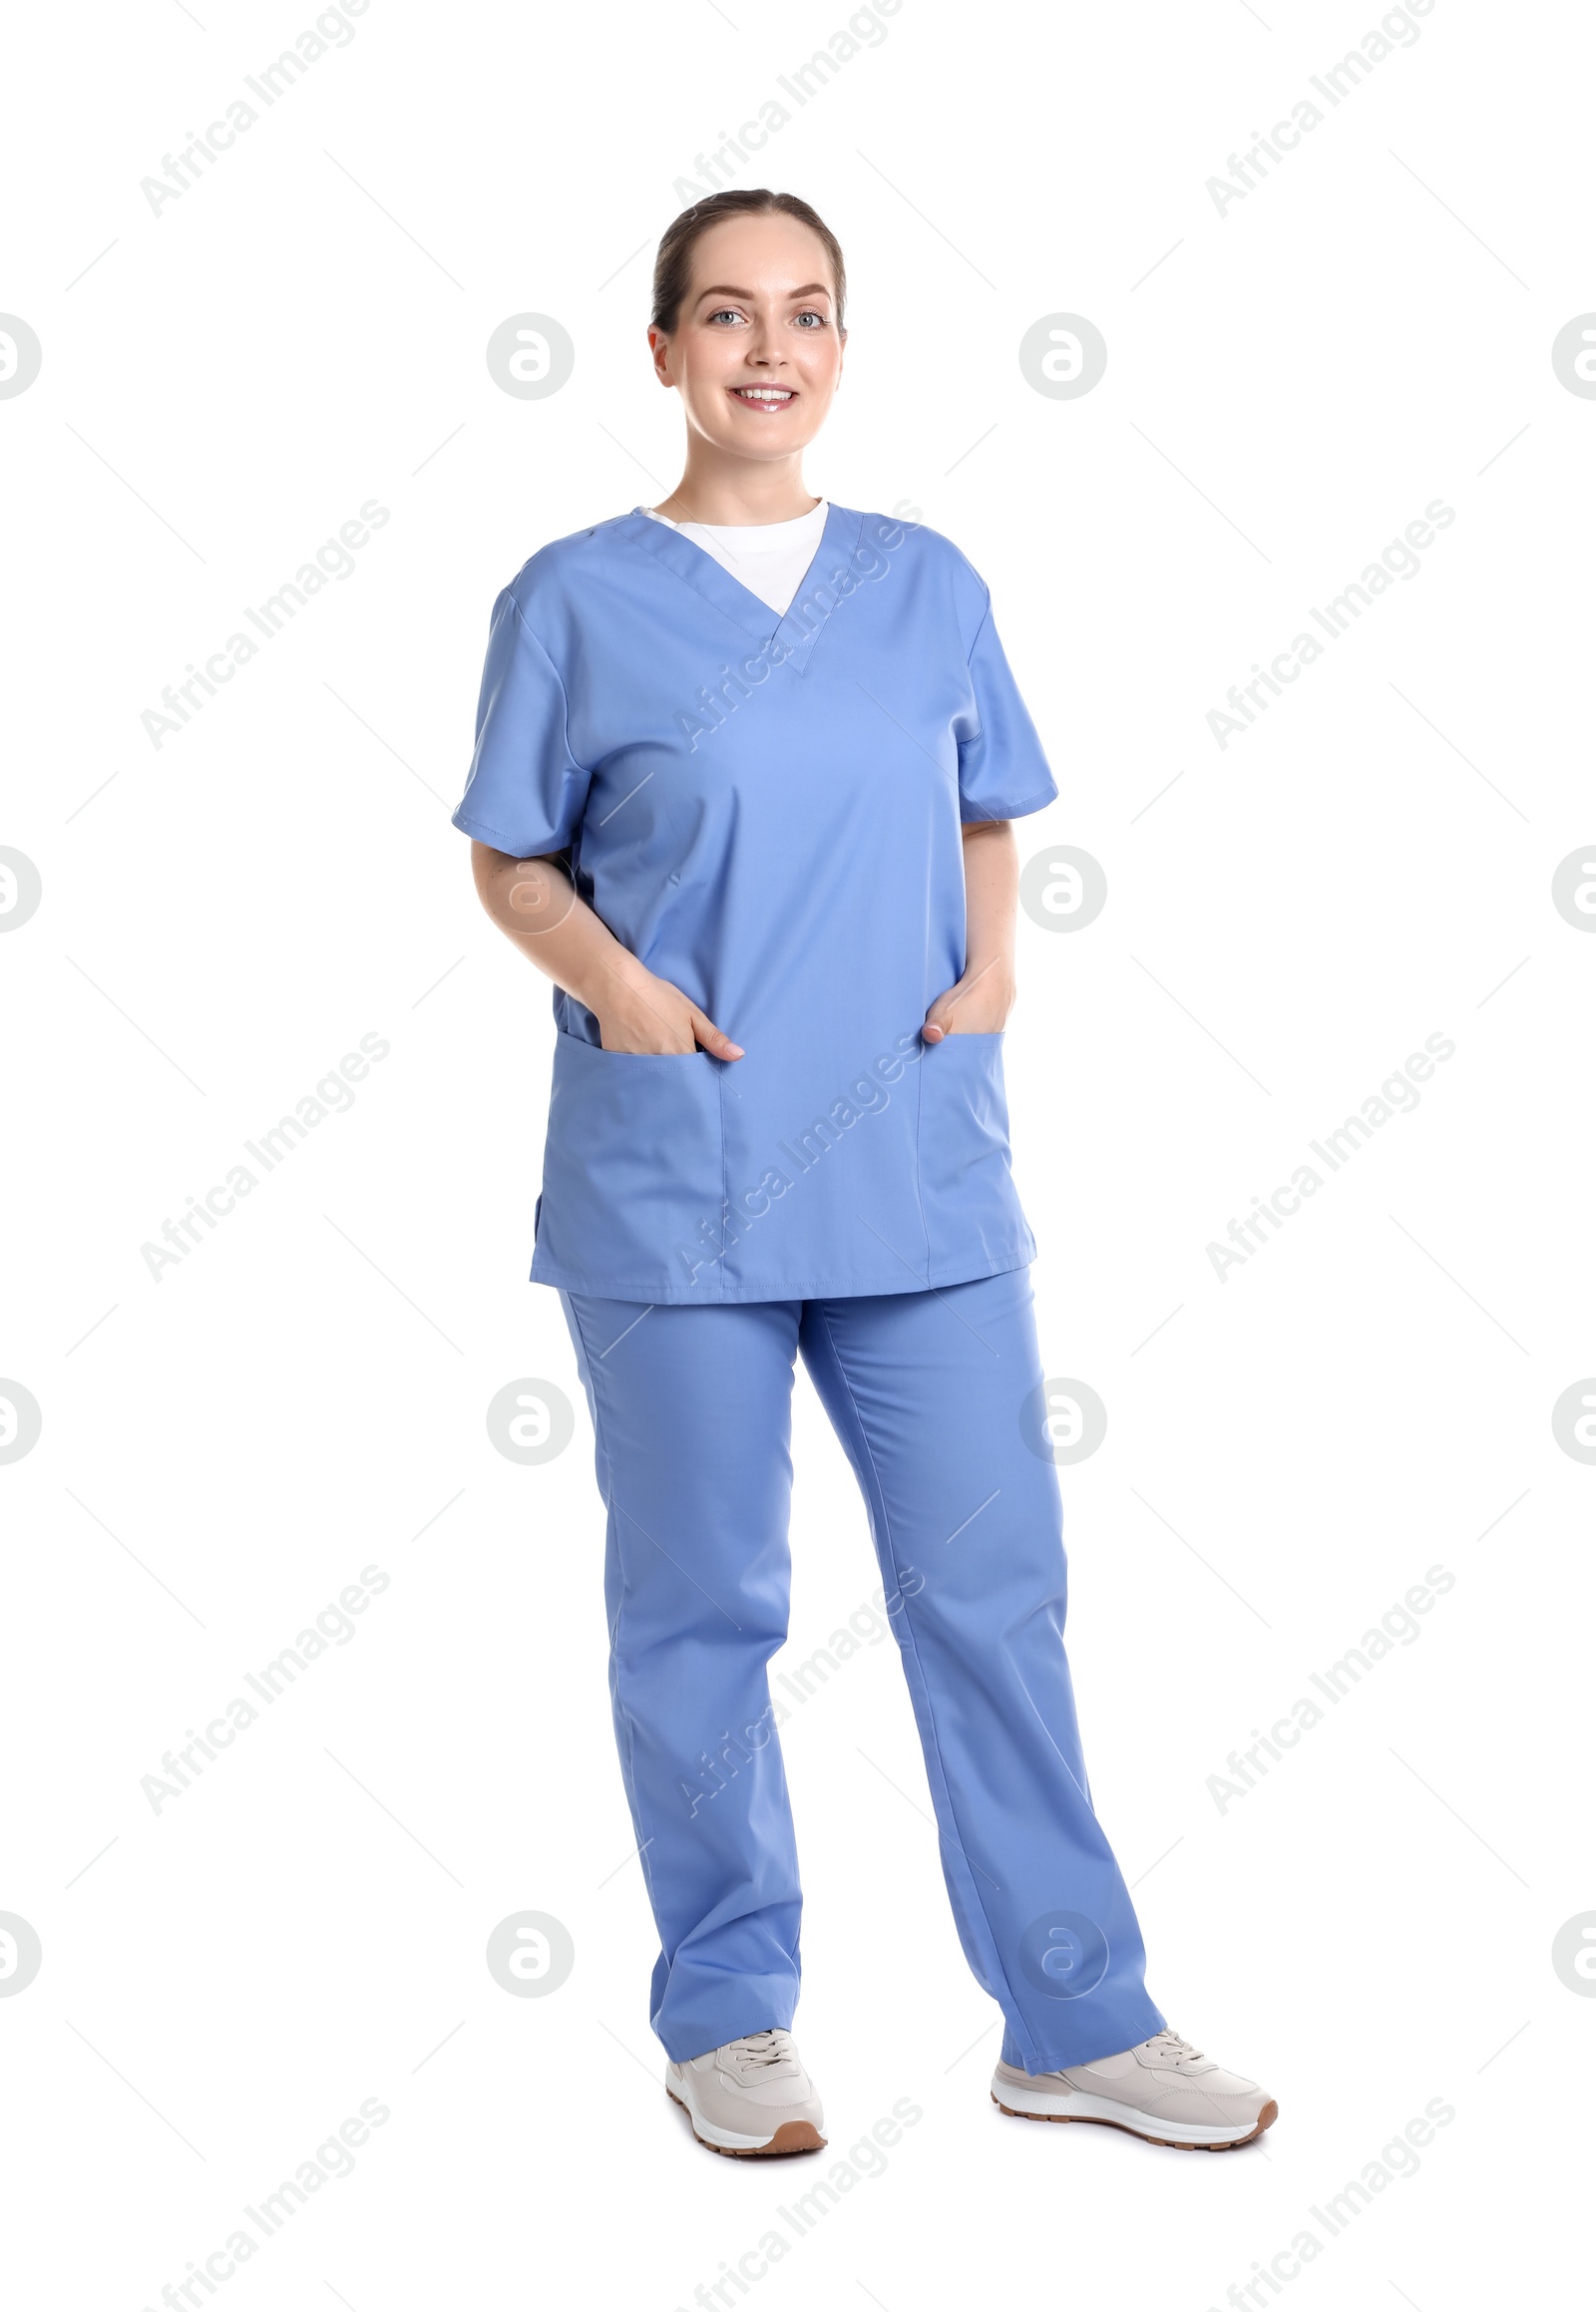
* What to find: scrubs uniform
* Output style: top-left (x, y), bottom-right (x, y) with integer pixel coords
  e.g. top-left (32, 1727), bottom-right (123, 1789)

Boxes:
top-left (455, 505), bottom-right (1166, 2070)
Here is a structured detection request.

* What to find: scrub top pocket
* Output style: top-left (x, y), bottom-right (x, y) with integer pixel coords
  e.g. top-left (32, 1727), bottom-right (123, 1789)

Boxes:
top-left (531, 1032), bottom-right (726, 1295)
top-left (916, 1032), bottom-right (1034, 1283)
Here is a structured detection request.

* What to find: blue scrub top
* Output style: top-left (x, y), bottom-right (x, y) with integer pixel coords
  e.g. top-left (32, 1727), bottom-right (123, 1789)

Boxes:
top-left (453, 503), bottom-right (1058, 1303)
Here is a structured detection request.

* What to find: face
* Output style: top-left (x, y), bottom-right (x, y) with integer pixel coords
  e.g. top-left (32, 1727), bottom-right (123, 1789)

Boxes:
top-left (649, 211), bottom-right (845, 462)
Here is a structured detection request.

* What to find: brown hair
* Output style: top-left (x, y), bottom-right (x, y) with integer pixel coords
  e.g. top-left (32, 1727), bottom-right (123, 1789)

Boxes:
top-left (650, 190), bottom-right (847, 335)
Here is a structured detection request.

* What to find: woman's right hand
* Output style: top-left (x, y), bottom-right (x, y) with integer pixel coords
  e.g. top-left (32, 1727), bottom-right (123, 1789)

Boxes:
top-left (467, 846), bottom-right (743, 1059)
top-left (597, 963), bottom-right (744, 1058)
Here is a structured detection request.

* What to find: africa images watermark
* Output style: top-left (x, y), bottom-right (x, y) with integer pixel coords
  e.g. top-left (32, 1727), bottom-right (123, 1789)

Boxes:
top-left (139, 1), bottom-right (377, 218)
top-left (1205, 1560), bottom-right (1457, 1814)
top-left (141, 501), bottom-right (391, 751)
top-left (673, 502), bottom-right (921, 751)
top-left (140, 1031), bottom-right (391, 1283)
top-left (1206, 499), bottom-right (1456, 750)
top-left (677, 1570), bottom-right (926, 1816)
top-left (668, 0), bottom-right (905, 205)
top-left (141, 1563), bottom-right (392, 1814)
top-left (673, 1028), bottom-right (928, 1287)
top-left (138, 2097), bottom-right (391, 2310)
top-left (1202, 2094), bottom-right (1455, 2310)
top-left (1205, 1031), bottom-right (1455, 1283)
top-left (1204, 0), bottom-right (1440, 220)
top-left (670, 2098), bottom-right (924, 2311)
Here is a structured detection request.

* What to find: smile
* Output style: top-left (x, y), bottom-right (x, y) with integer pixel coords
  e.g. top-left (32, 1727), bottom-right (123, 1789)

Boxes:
top-left (730, 386), bottom-right (795, 410)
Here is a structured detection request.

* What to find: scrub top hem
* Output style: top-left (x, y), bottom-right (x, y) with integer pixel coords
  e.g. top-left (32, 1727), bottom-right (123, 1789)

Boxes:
top-left (961, 786), bottom-right (1058, 824)
top-left (452, 804), bottom-right (544, 854)
top-left (526, 1241), bottom-right (1038, 1306)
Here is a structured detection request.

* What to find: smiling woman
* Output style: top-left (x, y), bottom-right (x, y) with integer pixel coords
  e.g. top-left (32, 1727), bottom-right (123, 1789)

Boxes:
top-left (452, 186), bottom-right (1278, 2162)
top-left (644, 192), bottom-right (849, 525)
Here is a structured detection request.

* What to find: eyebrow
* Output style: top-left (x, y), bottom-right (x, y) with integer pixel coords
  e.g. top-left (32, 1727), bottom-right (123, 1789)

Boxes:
top-left (692, 283), bottom-right (833, 305)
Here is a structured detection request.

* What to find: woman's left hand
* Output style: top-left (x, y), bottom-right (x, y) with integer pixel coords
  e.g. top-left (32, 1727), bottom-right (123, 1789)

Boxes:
top-left (922, 959), bottom-right (1016, 1041)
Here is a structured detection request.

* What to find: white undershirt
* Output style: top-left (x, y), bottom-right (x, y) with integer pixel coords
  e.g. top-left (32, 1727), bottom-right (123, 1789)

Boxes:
top-left (639, 499), bottom-right (828, 616)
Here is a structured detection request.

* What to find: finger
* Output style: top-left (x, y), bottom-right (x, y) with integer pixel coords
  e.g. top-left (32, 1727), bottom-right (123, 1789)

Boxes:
top-left (691, 1009), bottom-right (745, 1060)
top-left (935, 961), bottom-right (997, 1032)
top-left (922, 991), bottom-right (958, 1042)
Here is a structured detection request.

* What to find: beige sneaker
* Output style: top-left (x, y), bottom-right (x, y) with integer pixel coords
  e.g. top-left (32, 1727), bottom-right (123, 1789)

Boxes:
top-left (992, 2027), bottom-right (1277, 2150)
top-left (666, 2028), bottom-right (827, 2157)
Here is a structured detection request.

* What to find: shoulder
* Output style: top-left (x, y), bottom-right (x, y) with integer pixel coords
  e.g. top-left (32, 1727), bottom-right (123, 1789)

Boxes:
top-left (494, 513), bottom-right (639, 626)
top-left (901, 515), bottom-right (990, 593)
top-left (840, 505), bottom-right (992, 641)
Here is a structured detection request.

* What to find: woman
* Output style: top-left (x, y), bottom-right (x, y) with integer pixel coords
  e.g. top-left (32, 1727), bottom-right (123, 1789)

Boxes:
top-left (455, 189), bottom-right (1276, 2158)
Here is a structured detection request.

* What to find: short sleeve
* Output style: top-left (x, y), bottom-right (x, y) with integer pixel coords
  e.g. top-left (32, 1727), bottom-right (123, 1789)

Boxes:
top-left (451, 587), bottom-right (592, 857)
top-left (955, 589), bottom-right (1058, 822)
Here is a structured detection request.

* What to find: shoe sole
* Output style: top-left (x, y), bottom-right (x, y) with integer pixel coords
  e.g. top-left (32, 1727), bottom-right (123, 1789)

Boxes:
top-left (991, 2089), bottom-right (1278, 2152)
top-left (666, 2084), bottom-right (827, 2157)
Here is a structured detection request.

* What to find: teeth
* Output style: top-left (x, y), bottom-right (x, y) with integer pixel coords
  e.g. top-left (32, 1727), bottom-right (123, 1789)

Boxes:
top-left (736, 388), bottom-right (792, 401)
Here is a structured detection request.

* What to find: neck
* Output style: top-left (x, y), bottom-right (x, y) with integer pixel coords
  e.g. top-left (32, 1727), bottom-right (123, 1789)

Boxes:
top-left (655, 447), bottom-right (819, 527)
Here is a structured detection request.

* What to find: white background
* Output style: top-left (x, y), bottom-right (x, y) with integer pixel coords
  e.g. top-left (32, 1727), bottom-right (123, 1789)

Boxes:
top-left (2, 0), bottom-right (1590, 2305)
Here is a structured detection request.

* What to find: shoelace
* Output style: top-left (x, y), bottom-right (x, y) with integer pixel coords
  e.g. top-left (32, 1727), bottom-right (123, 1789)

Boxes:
top-left (725, 2029), bottom-right (794, 2073)
top-left (1147, 2028), bottom-right (1205, 2066)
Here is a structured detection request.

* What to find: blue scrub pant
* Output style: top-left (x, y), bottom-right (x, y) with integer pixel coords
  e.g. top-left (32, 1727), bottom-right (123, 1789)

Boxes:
top-left (559, 1267), bottom-right (1166, 2074)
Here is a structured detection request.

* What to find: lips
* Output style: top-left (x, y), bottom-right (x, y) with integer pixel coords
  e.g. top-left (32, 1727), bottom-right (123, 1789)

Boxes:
top-left (730, 386), bottom-right (795, 412)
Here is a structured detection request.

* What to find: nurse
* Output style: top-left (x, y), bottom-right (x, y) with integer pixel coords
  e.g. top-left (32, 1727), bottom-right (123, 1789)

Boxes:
top-left (456, 189), bottom-right (1277, 2157)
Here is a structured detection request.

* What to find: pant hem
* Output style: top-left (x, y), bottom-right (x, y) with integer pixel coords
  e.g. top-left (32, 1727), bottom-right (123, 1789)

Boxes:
top-left (657, 2007), bottom-right (798, 2066)
top-left (1000, 1994), bottom-right (1168, 2077)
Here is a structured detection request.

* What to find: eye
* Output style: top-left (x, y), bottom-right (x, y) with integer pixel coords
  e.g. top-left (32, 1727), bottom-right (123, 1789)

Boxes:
top-left (706, 307), bottom-right (747, 327)
top-left (794, 309), bottom-right (829, 328)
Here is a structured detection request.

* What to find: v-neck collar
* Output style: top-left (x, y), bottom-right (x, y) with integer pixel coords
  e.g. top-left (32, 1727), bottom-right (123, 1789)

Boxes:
top-left (617, 501), bottom-right (865, 676)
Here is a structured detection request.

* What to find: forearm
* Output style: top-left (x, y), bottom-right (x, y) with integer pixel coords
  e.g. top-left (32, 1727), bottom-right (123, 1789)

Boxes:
top-left (469, 843), bottom-right (645, 1016)
top-left (960, 819), bottom-right (1018, 1008)
top-left (921, 821), bottom-right (1019, 1038)
top-left (467, 841), bottom-right (743, 1057)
